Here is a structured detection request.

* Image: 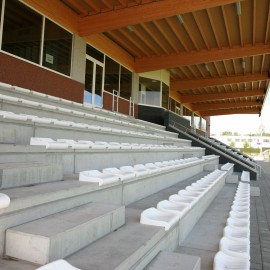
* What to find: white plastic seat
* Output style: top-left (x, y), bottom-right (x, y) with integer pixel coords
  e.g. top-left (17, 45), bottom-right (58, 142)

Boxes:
top-left (140, 207), bottom-right (180, 231)
top-left (157, 200), bottom-right (190, 218)
top-left (77, 140), bottom-right (95, 148)
top-left (87, 125), bottom-right (101, 131)
top-left (229, 211), bottom-right (250, 220)
top-left (178, 189), bottom-right (202, 200)
top-left (102, 167), bottom-right (135, 181)
top-left (0, 193), bottom-right (10, 209)
top-left (223, 225), bottom-right (250, 241)
top-left (133, 164), bottom-right (151, 176)
top-left (93, 141), bottom-right (109, 149)
top-left (213, 251), bottom-right (250, 270)
top-left (107, 142), bottom-right (121, 149)
top-left (145, 163), bottom-right (161, 173)
top-left (71, 123), bottom-right (89, 129)
top-left (119, 166), bottom-right (145, 178)
top-left (169, 194), bottom-right (196, 206)
top-left (241, 171), bottom-right (250, 183)
top-left (120, 143), bottom-right (132, 149)
top-left (79, 170), bottom-right (119, 186)
top-left (186, 186), bottom-right (207, 194)
top-left (226, 217), bottom-right (250, 229)
top-left (57, 139), bottom-right (90, 150)
top-left (52, 120), bottom-right (73, 127)
top-left (0, 111), bottom-right (28, 121)
top-left (40, 103), bottom-right (57, 110)
top-left (154, 162), bottom-right (167, 171)
top-left (20, 99), bottom-right (39, 107)
top-left (31, 117), bottom-right (54, 124)
top-left (219, 237), bottom-right (250, 259)
top-left (30, 137), bottom-right (69, 149)
top-left (36, 259), bottom-right (80, 270)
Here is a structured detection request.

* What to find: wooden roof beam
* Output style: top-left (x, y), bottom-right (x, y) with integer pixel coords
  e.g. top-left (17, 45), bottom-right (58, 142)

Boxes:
top-left (180, 89), bottom-right (265, 104)
top-left (171, 72), bottom-right (269, 91)
top-left (200, 107), bottom-right (260, 116)
top-left (78, 0), bottom-right (246, 36)
top-left (192, 101), bottom-right (259, 111)
top-left (135, 43), bottom-right (270, 72)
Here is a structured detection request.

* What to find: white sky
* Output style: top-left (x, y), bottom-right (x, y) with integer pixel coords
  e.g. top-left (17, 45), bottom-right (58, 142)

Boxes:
top-left (210, 88), bottom-right (270, 135)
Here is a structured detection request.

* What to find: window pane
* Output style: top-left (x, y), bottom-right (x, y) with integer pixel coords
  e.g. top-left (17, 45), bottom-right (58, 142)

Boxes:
top-left (120, 66), bottom-right (132, 100)
top-left (139, 77), bottom-right (161, 107)
top-left (43, 19), bottom-right (72, 75)
top-left (86, 44), bottom-right (104, 63)
top-left (94, 65), bottom-right (103, 107)
top-left (2, 0), bottom-right (42, 63)
top-left (105, 56), bottom-right (119, 94)
top-left (84, 60), bottom-right (94, 105)
top-left (162, 82), bottom-right (169, 109)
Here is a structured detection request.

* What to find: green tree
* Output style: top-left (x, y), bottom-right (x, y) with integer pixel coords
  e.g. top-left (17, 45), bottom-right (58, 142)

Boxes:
top-left (229, 141), bottom-right (235, 148)
top-left (221, 131), bottom-right (232, 136)
top-left (243, 140), bottom-right (249, 149)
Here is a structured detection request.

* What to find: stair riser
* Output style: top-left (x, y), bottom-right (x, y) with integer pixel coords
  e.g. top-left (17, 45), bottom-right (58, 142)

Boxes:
top-left (0, 164), bottom-right (63, 189)
top-left (6, 206), bottom-right (125, 265)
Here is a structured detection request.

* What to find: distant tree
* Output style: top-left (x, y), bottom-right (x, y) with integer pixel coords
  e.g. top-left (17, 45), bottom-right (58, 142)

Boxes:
top-left (222, 131), bottom-right (233, 136)
top-left (233, 132), bottom-right (239, 136)
top-left (243, 140), bottom-right (250, 149)
top-left (229, 141), bottom-right (235, 148)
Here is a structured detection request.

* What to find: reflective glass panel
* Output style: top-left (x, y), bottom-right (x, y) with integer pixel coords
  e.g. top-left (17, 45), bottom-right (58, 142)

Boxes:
top-left (120, 66), bottom-right (132, 100)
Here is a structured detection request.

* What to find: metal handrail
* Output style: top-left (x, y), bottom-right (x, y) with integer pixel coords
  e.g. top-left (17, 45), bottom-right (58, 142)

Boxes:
top-left (129, 97), bottom-right (134, 117)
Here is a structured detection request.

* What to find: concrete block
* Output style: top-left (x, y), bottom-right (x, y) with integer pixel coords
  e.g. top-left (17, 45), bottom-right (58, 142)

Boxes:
top-left (5, 202), bottom-right (125, 264)
top-left (204, 164), bottom-right (218, 171)
top-left (145, 251), bottom-right (200, 270)
top-left (0, 128), bottom-right (16, 144)
top-left (226, 175), bottom-right (239, 184)
top-left (0, 162), bottom-right (63, 189)
top-left (251, 186), bottom-right (260, 197)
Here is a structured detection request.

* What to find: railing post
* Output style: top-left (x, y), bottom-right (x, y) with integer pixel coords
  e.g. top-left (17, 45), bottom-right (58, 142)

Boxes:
top-left (112, 90), bottom-right (119, 112)
top-left (129, 97), bottom-right (134, 117)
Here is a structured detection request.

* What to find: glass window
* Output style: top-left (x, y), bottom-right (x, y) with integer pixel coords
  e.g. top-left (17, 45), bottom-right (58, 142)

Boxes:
top-left (2, 0), bottom-right (42, 64)
top-left (201, 118), bottom-right (206, 131)
top-left (105, 56), bottom-right (120, 94)
top-left (95, 65), bottom-right (103, 106)
top-left (162, 82), bottom-right (169, 109)
top-left (183, 106), bottom-right (192, 121)
top-left (84, 60), bottom-right (94, 105)
top-left (139, 77), bottom-right (161, 107)
top-left (194, 114), bottom-right (200, 129)
top-left (43, 19), bottom-right (72, 75)
top-left (170, 98), bottom-right (176, 112)
top-left (86, 44), bottom-right (104, 63)
top-left (120, 66), bottom-right (132, 100)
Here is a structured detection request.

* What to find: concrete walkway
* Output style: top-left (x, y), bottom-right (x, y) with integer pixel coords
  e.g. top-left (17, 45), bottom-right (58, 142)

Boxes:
top-left (250, 161), bottom-right (270, 270)
top-left (175, 183), bottom-right (236, 270)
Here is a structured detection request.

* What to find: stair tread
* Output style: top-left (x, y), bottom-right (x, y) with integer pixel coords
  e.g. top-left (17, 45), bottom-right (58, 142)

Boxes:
top-left (0, 162), bottom-right (59, 169)
top-left (8, 202), bottom-right (123, 236)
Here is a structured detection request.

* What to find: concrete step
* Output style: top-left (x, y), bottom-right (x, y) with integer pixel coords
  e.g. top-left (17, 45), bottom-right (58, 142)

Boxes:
top-left (6, 202), bottom-right (125, 265)
top-left (0, 162), bottom-right (63, 189)
top-left (145, 251), bottom-right (200, 270)
top-left (0, 127), bottom-right (16, 144)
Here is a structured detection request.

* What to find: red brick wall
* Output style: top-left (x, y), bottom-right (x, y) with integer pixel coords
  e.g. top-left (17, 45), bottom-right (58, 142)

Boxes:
top-left (0, 52), bottom-right (84, 103)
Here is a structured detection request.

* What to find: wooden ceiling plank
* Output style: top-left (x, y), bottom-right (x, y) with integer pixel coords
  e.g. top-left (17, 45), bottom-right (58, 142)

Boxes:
top-left (153, 20), bottom-right (180, 53)
top-left (213, 62), bottom-right (221, 77)
top-left (133, 26), bottom-right (161, 55)
top-left (141, 23), bottom-right (170, 55)
top-left (261, 54), bottom-right (266, 74)
top-left (62, 0), bottom-right (89, 16)
top-left (83, 0), bottom-right (101, 13)
top-left (223, 60), bottom-right (229, 76)
top-left (79, 0), bottom-right (246, 35)
top-left (101, 0), bottom-right (114, 10)
top-left (119, 29), bottom-right (151, 56)
top-left (193, 100), bottom-right (259, 111)
top-left (221, 5), bottom-right (232, 47)
top-left (165, 17), bottom-right (189, 52)
top-left (232, 59), bottom-right (237, 75)
top-left (265, 2), bottom-right (270, 44)
top-left (106, 31), bottom-right (142, 58)
top-left (182, 20), bottom-right (200, 50)
top-left (192, 12), bottom-right (210, 49)
top-left (135, 43), bottom-right (270, 72)
top-left (200, 107), bottom-right (260, 116)
top-left (179, 67), bottom-right (191, 80)
top-left (252, 56), bottom-right (255, 74)
top-left (171, 72), bottom-right (268, 91)
top-left (196, 64), bottom-right (206, 78)
top-left (118, 0), bottom-right (127, 7)
top-left (206, 9), bottom-right (221, 49)
top-left (180, 89), bottom-right (264, 103)
top-left (253, 0), bottom-right (256, 45)
top-left (238, 15), bottom-right (243, 47)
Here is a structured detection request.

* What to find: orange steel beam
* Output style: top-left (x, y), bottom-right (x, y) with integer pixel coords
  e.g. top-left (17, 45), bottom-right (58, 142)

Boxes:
top-left (192, 101), bottom-right (259, 111)
top-left (200, 107), bottom-right (261, 116)
top-left (135, 44), bottom-right (270, 72)
top-left (171, 73), bottom-right (269, 91)
top-left (180, 89), bottom-right (265, 104)
top-left (78, 0), bottom-right (245, 36)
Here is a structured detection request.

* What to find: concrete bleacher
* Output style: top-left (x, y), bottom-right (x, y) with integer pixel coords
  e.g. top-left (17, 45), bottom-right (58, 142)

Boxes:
top-left (0, 83), bottom-right (250, 270)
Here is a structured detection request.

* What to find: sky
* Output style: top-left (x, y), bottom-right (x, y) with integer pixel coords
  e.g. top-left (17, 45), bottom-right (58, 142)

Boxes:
top-left (210, 88), bottom-right (270, 135)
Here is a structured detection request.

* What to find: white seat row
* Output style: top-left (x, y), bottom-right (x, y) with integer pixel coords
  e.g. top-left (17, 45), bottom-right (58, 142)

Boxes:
top-left (30, 137), bottom-right (182, 151)
top-left (201, 155), bottom-right (217, 160)
top-left (36, 259), bottom-right (80, 270)
top-left (0, 110), bottom-right (169, 140)
top-left (241, 171), bottom-right (250, 183)
top-left (140, 170), bottom-right (225, 230)
top-left (0, 193), bottom-right (10, 209)
top-left (221, 163), bottom-right (234, 171)
top-left (79, 157), bottom-right (200, 186)
top-left (213, 181), bottom-right (250, 270)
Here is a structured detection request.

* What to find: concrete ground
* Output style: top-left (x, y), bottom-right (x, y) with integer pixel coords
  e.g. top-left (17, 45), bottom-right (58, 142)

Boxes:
top-left (250, 161), bottom-right (270, 270)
